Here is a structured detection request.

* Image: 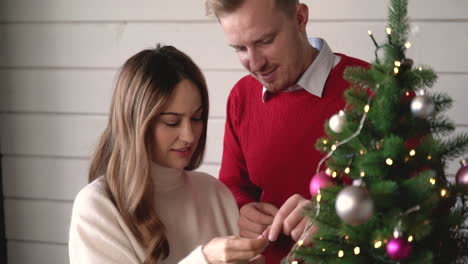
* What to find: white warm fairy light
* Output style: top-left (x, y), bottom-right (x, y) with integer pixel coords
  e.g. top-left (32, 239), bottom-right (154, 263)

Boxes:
top-left (374, 241), bottom-right (383, 248)
top-left (338, 250), bottom-right (344, 258)
top-left (441, 189), bottom-right (448, 197)
top-left (364, 105), bottom-right (370, 113)
top-left (354, 247), bottom-right (361, 255)
top-left (386, 158), bottom-right (394, 166)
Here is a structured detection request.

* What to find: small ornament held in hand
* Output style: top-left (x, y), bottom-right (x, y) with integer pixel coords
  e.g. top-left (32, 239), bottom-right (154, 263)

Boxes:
top-left (309, 171), bottom-right (334, 197)
top-left (410, 91), bottom-right (434, 119)
top-left (329, 110), bottom-right (346, 133)
top-left (455, 158), bottom-right (468, 185)
top-left (386, 230), bottom-right (412, 261)
top-left (335, 179), bottom-right (374, 225)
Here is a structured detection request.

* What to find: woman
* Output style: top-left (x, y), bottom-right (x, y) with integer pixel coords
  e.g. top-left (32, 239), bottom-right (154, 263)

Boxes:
top-left (69, 45), bottom-right (267, 263)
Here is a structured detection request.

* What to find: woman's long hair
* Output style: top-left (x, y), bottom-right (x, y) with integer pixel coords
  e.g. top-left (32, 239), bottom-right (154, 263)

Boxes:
top-left (88, 45), bottom-right (209, 263)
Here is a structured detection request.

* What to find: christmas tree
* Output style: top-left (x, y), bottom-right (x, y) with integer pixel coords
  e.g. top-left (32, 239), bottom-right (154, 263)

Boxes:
top-left (286, 0), bottom-right (468, 263)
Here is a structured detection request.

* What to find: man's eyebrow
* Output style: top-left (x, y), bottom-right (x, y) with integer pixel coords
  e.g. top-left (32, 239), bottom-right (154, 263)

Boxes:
top-left (253, 32), bottom-right (275, 43)
top-left (229, 33), bottom-right (275, 49)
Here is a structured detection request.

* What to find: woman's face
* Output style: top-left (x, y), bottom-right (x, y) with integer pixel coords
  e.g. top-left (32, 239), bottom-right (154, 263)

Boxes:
top-left (152, 79), bottom-right (204, 169)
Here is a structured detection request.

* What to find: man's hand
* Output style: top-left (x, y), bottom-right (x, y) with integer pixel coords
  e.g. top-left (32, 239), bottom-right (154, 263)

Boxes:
top-left (238, 202), bottom-right (279, 239)
top-left (267, 194), bottom-right (314, 245)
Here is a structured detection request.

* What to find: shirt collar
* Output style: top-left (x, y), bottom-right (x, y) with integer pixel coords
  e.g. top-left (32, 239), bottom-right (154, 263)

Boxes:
top-left (262, 38), bottom-right (340, 102)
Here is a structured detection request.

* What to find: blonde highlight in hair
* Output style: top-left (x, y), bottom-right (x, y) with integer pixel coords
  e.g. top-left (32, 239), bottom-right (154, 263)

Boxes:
top-left (89, 45), bottom-right (209, 263)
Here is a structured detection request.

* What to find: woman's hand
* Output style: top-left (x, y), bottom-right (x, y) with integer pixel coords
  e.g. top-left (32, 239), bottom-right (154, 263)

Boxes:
top-left (202, 235), bottom-right (268, 264)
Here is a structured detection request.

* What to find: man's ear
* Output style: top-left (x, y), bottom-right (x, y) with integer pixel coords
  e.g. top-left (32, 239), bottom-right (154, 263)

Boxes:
top-left (295, 3), bottom-right (309, 33)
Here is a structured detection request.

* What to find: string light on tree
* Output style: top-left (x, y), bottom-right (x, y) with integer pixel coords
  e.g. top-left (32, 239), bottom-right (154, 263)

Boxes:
top-left (386, 158), bottom-right (394, 166)
top-left (374, 241), bottom-right (383, 248)
top-left (354, 247), bottom-right (361, 255)
top-left (338, 250), bottom-right (344, 258)
top-left (440, 189), bottom-right (448, 197)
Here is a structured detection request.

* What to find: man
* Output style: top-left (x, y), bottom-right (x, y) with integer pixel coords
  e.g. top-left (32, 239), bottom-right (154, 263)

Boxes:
top-left (206, 0), bottom-right (367, 262)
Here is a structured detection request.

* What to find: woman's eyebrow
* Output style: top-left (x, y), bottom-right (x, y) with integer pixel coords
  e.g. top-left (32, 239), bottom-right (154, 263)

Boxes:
top-left (160, 112), bottom-right (183, 116)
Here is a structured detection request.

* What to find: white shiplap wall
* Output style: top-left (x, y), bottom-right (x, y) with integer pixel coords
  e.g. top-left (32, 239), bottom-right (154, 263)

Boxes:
top-left (1, 1), bottom-right (467, 263)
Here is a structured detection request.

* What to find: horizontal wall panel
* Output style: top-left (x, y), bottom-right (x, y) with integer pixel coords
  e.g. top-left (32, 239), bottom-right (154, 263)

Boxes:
top-left (0, 114), bottom-right (225, 163)
top-left (0, 69), bottom-right (115, 114)
top-left (1, 22), bottom-right (467, 72)
top-left (1, 0), bottom-right (467, 22)
top-left (0, 113), bottom-right (466, 166)
top-left (8, 241), bottom-right (68, 264)
top-left (2, 155), bottom-right (220, 201)
top-left (0, 69), bottom-right (463, 120)
top-left (2, 156), bottom-right (89, 200)
top-left (0, 69), bottom-right (246, 118)
top-left (5, 199), bottom-right (72, 243)
top-left (0, 114), bottom-right (106, 158)
top-left (0, 23), bottom-right (235, 70)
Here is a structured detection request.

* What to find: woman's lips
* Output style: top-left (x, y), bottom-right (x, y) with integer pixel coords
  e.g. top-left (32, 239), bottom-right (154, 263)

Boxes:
top-left (172, 147), bottom-right (192, 157)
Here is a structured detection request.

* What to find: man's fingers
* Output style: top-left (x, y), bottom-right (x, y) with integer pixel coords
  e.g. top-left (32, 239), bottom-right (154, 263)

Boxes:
top-left (290, 217), bottom-right (308, 242)
top-left (238, 216), bottom-right (270, 234)
top-left (241, 203), bottom-right (276, 225)
top-left (268, 195), bottom-right (301, 241)
top-left (255, 202), bottom-right (279, 217)
top-left (282, 205), bottom-right (306, 236)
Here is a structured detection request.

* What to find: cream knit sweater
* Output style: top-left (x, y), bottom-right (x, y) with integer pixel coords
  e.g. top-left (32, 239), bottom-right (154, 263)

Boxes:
top-left (69, 163), bottom-right (239, 263)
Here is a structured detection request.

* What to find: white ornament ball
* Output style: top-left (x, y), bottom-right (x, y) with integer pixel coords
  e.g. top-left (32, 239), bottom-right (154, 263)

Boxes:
top-left (335, 185), bottom-right (374, 225)
top-left (410, 95), bottom-right (434, 119)
top-left (329, 110), bottom-right (346, 133)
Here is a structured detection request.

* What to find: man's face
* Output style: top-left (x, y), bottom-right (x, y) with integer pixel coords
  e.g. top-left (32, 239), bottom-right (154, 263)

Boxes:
top-left (219, 0), bottom-right (309, 93)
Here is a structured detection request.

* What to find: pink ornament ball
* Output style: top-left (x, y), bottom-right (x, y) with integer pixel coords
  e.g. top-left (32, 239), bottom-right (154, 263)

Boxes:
top-left (386, 237), bottom-right (412, 260)
top-left (309, 171), bottom-right (333, 197)
top-left (455, 159), bottom-right (468, 185)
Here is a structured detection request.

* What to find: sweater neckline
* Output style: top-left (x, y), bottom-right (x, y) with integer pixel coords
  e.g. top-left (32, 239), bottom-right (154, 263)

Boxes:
top-left (151, 162), bottom-right (185, 191)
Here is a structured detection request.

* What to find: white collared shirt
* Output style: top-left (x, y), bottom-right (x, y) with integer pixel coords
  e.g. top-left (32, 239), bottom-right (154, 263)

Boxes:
top-left (262, 38), bottom-right (341, 102)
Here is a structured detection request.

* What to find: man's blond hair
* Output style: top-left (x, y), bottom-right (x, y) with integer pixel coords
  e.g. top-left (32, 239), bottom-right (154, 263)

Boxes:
top-left (205, 0), bottom-right (299, 17)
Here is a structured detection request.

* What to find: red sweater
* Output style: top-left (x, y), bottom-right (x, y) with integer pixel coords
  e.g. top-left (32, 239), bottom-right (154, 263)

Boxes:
top-left (219, 53), bottom-right (368, 263)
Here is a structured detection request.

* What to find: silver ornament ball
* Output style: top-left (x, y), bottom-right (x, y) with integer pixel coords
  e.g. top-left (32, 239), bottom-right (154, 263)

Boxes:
top-left (410, 95), bottom-right (435, 119)
top-left (335, 185), bottom-right (374, 225)
top-left (329, 110), bottom-right (346, 133)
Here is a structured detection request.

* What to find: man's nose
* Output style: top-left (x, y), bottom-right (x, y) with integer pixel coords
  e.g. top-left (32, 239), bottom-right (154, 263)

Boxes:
top-left (248, 49), bottom-right (266, 72)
